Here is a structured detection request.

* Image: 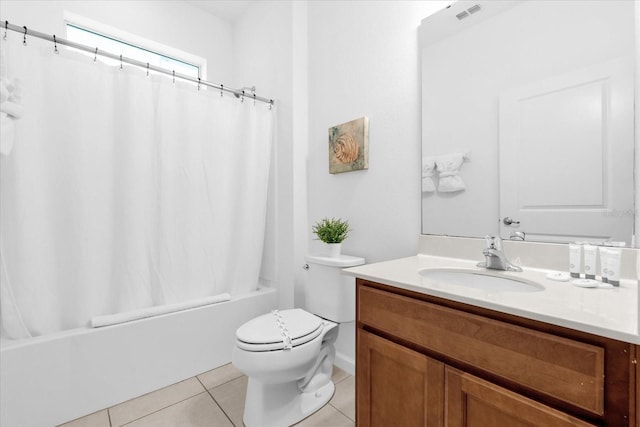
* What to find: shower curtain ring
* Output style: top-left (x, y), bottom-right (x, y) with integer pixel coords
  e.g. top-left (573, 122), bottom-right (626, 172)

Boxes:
top-left (269, 100), bottom-right (273, 110)
top-left (241, 90), bottom-right (245, 103)
top-left (22, 26), bottom-right (27, 46)
top-left (172, 70), bottom-right (175, 83)
top-left (3, 21), bottom-right (8, 40)
top-left (119, 54), bottom-right (123, 70)
top-left (197, 77), bottom-right (201, 91)
top-left (253, 93), bottom-right (256, 106)
top-left (94, 47), bottom-right (98, 63)
top-left (146, 62), bottom-right (149, 76)
top-left (220, 84), bottom-right (223, 97)
top-left (53, 35), bottom-right (59, 54)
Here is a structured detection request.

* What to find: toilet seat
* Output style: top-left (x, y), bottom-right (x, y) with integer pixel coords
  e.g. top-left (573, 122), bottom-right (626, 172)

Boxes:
top-left (236, 309), bottom-right (324, 352)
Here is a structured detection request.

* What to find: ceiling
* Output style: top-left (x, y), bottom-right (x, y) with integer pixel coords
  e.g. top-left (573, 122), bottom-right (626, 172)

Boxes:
top-left (185, 1), bottom-right (254, 23)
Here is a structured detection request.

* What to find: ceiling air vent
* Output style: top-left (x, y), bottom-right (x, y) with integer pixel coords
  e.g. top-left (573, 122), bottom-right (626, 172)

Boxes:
top-left (468, 4), bottom-right (482, 14)
top-left (456, 4), bottom-right (482, 21)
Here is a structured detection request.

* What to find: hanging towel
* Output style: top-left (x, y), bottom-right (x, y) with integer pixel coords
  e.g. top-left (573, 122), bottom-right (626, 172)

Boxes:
top-left (91, 293), bottom-right (232, 328)
top-left (421, 156), bottom-right (436, 193)
top-left (435, 153), bottom-right (466, 192)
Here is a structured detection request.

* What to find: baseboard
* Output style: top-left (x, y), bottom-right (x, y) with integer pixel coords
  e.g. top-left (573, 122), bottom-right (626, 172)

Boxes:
top-left (334, 351), bottom-right (355, 376)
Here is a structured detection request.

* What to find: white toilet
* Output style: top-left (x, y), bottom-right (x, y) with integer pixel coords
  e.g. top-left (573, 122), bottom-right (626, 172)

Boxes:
top-left (232, 253), bottom-right (365, 427)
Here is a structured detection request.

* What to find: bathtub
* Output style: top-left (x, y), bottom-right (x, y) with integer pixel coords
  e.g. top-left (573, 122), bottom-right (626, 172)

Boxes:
top-left (0, 286), bottom-right (277, 427)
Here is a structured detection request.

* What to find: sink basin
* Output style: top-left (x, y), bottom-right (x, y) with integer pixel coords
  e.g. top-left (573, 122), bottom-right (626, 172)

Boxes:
top-left (418, 268), bottom-right (543, 293)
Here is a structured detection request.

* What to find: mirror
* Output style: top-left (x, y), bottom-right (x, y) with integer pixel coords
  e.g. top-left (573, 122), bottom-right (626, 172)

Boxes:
top-left (420, 0), bottom-right (636, 245)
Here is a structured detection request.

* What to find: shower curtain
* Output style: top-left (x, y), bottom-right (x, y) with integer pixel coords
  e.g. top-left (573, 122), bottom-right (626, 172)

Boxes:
top-left (0, 38), bottom-right (273, 339)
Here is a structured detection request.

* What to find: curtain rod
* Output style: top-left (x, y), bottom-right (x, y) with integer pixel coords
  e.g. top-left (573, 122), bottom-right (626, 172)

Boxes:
top-left (1, 20), bottom-right (275, 107)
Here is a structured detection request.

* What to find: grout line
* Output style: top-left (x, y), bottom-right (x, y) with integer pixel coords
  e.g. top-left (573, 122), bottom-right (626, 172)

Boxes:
top-left (80, 370), bottom-right (349, 427)
top-left (212, 374), bottom-right (245, 390)
top-left (195, 375), bottom-right (208, 390)
top-left (333, 373), bottom-right (352, 385)
top-left (69, 370), bottom-right (235, 427)
top-left (328, 402), bottom-right (355, 423)
top-left (118, 391), bottom-right (210, 427)
top-left (205, 374), bottom-right (244, 391)
top-left (206, 388), bottom-right (237, 426)
top-left (195, 365), bottom-right (245, 391)
top-left (328, 376), bottom-right (355, 423)
top-left (109, 377), bottom-right (206, 417)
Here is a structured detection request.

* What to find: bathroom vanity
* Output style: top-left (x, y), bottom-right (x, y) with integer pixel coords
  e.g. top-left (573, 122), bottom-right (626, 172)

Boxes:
top-left (404, 0), bottom-right (640, 423)
top-left (346, 237), bottom-right (639, 426)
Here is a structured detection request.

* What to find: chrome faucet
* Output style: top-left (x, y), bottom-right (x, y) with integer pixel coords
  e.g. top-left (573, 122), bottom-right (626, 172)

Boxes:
top-left (510, 231), bottom-right (526, 241)
top-left (477, 235), bottom-right (522, 272)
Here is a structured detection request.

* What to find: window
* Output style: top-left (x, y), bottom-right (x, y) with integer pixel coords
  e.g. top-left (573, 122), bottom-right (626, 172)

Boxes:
top-left (64, 15), bottom-right (204, 80)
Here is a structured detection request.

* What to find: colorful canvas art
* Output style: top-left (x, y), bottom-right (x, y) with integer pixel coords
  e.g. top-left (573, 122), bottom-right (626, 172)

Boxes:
top-left (328, 117), bottom-right (369, 174)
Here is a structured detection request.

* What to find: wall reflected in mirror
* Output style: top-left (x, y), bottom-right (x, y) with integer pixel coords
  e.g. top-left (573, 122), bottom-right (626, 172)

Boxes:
top-left (420, 0), bottom-right (636, 245)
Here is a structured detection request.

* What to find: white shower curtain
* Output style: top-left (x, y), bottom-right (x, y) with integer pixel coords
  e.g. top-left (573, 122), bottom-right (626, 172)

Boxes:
top-left (0, 38), bottom-right (273, 339)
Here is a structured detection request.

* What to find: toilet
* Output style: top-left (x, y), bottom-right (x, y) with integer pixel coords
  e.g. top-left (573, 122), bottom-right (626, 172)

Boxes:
top-left (232, 253), bottom-right (365, 427)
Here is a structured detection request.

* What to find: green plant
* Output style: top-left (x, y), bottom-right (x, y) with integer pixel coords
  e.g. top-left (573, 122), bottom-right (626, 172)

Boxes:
top-left (312, 217), bottom-right (351, 244)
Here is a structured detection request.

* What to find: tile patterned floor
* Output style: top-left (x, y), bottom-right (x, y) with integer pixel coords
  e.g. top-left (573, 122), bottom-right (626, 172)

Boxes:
top-left (58, 364), bottom-right (354, 427)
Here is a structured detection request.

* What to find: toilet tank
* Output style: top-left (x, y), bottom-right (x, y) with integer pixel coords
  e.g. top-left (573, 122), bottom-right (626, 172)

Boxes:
top-left (304, 253), bottom-right (365, 322)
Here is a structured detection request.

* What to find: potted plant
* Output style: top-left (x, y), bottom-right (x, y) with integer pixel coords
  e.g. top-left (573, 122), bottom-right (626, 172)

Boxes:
top-left (312, 217), bottom-right (351, 257)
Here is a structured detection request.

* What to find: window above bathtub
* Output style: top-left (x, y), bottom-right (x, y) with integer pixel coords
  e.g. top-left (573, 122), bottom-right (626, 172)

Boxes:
top-left (64, 12), bottom-right (205, 80)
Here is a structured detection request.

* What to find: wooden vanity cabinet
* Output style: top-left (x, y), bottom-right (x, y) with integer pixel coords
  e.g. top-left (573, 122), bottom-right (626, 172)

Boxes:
top-left (355, 279), bottom-right (637, 427)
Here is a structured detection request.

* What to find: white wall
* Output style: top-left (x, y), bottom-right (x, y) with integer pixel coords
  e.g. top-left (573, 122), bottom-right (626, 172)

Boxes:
top-left (306, 1), bottom-right (444, 267)
top-left (233, 1), bottom-right (306, 311)
top-left (0, 1), bottom-right (233, 83)
top-left (305, 1), bottom-right (446, 372)
top-left (222, 0), bottom-right (446, 371)
top-left (233, 0), bottom-right (439, 317)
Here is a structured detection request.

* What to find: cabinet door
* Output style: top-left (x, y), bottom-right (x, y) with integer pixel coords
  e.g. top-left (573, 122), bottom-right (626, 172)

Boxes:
top-left (445, 367), bottom-right (596, 427)
top-left (357, 329), bottom-right (444, 427)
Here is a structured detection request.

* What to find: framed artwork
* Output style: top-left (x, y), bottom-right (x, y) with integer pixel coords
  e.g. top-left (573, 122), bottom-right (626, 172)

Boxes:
top-left (328, 116), bottom-right (369, 174)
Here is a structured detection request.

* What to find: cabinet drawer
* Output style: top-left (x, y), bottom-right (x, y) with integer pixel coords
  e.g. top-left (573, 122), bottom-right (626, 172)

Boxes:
top-left (358, 285), bottom-right (605, 415)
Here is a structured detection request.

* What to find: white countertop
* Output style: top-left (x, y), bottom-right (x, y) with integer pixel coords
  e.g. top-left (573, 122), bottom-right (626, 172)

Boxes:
top-left (344, 254), bottom-right (640, 344)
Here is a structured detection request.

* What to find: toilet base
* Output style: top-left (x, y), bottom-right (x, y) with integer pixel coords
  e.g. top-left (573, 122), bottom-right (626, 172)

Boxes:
top-left (243, 379), bottom-right (335, 427)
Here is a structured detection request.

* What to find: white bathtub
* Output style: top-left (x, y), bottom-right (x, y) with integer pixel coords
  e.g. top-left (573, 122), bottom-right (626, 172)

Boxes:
top-left (0, 286), bottom-right (277, 427)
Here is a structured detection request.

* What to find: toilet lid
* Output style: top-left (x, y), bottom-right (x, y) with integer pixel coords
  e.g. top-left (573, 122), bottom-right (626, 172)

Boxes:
top-left (236, 309), bottom-right (323, 352)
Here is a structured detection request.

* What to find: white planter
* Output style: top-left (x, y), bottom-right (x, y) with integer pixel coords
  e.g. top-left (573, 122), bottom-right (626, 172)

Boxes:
top-left (327, 243), bottom-right (342, 258)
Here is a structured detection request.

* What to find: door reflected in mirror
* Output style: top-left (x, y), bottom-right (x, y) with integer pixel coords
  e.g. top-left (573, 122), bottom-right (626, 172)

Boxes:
top-left (420, 0), bottom-right (636, 245)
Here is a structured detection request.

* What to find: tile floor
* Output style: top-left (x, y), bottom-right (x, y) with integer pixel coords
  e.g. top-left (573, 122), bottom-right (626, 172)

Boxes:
top-left (58, 364), bottom-right (355, 427)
